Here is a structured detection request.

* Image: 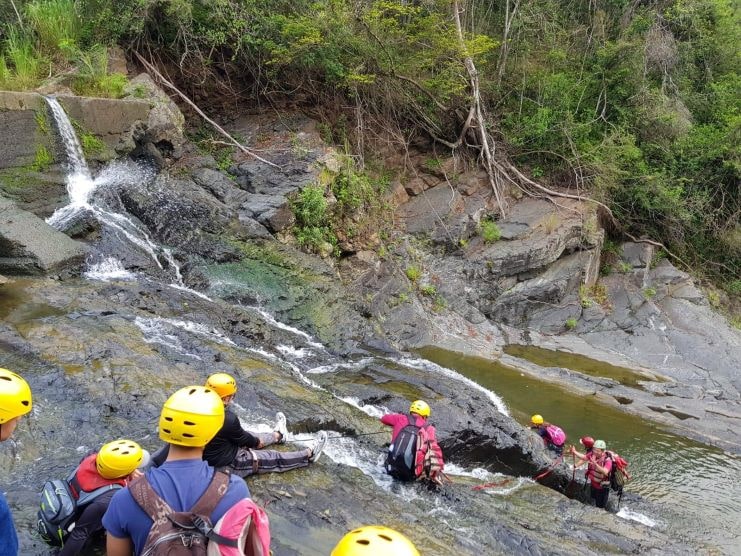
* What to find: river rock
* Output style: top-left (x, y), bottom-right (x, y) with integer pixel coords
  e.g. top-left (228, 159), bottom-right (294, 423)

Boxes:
top-left (124, 73), bottom-right (186, 159)
top-left (0, 197), bottom-right (86, 274)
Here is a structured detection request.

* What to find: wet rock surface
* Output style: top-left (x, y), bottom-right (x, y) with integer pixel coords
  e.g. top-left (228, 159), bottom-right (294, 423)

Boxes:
top-left (1, 105), bottom-right (738, 554)
top-left (0, 197), bottom-right (86, 274)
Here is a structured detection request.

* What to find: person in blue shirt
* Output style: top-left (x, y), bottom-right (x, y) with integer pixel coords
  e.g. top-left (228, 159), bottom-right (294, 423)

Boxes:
top-left (102, 385), bottom-right (250, 556)
top-left (0, 368), bottom-right (33, 556)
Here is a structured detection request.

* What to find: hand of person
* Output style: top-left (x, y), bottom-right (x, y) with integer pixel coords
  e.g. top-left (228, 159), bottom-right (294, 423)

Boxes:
top-left (568, 445), bottom-right (576, 454)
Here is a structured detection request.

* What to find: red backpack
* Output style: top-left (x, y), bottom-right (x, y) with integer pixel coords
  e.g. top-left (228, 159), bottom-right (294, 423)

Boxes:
top-left (545, 425), bottom-right (566, 446)
top-left (414, 425), bottom-right (444, 482)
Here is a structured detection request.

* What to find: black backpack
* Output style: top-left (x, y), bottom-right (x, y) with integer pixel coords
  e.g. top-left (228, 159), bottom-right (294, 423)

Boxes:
top-left (384, 415), bottom-right (426, 481)
top-left (37, 475), bottom-right (122, 546)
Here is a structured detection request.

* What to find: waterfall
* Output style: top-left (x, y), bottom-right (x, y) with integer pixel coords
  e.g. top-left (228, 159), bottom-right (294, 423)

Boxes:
top-left (44, 97), bottom-right (96, 226)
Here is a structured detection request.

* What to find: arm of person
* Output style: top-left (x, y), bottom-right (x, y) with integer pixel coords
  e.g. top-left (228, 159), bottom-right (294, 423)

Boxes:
top-left (58, 493), bottom-right (113, 556)
top-left (380, 413), bottom-right (402, 427)
top-left (593, 457), bottom-right (612, 475)
top-left (106, 534), bottom-right (133, 556)
top-left (222, 411), bottom-right (260, 449)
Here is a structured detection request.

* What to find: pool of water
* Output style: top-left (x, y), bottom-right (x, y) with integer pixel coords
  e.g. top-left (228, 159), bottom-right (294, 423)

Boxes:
top-left (418, 346), bottom-right (741, 551)
top-left (503, 344), bottom-right (661, 387)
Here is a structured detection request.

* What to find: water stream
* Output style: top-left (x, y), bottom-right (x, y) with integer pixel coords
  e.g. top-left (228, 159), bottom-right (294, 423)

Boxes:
top-left (419, 346), bottom-right (741, 550)
top-left (6, 98), bottom-right (737, 553)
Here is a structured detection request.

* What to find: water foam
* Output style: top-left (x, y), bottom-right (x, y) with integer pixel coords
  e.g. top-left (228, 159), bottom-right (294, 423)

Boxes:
top-left (617, 507), bottom-right (657, 527)
top-left (84, 258), bottom-right (136, 281)
top-left (397, 357), bottom-right (509, 415)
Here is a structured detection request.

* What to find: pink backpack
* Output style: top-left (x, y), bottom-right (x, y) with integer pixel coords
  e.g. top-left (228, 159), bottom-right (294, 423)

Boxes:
top-left (206, 498), bottom-right (271, 556)
top-left (545, 425), bottom-right (566, 446)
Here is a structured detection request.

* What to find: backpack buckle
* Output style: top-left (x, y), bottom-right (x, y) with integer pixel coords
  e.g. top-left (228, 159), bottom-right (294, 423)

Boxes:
top-left (180, 534), bottom-right (193, 547)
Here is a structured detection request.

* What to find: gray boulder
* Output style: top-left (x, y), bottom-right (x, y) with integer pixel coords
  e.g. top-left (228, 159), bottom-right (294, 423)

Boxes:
top-left (0, 197), bottom-right (86, 274)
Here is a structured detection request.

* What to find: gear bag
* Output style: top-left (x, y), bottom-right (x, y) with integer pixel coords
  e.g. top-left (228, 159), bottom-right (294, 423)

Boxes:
top-left (130, 470), bottom-right (244, 556)
top-left (206, 498), bottom-right (271, 556)
top-left (606, 451), bottom-right (631, 493)
top-left (415, 425), bottom-right (444, 481)
top-left (545, 425), bottom-right (566, 446)
top-left (385, 415), bottom-right (427, 481)
top-left (37, 478), bottom-right (121, 547)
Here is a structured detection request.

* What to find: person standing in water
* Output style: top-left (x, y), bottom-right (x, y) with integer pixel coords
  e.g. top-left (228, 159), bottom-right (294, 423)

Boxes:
top-left (570, 439), bottom-right (612, 508)
top-left (530, 414), bottom-right (566, 456)
top-left (0, 368), bottom-right (33, 555)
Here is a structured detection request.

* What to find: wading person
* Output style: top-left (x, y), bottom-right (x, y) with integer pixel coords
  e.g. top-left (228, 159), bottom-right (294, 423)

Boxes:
top-left (570, 439), bottom-right (612, 509)
top-left (39, 440), bottom-right (149, 555)
top-left (102, 385), bottom-right (251, 555)
top-left (382, 400), bottom-right (444, 483)
top-left (530, 414), bottom-right (566, 456)
top-left (0, 368), bottom-right (33, 555)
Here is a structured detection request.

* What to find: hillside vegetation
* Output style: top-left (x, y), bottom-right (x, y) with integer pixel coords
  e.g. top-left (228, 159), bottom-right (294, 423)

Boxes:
top-left (1, 0), bottom-right (738, 292)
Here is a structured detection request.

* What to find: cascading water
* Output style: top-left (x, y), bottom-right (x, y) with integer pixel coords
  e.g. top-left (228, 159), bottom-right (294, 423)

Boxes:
top-left (45, 97), bottom-right (94, 226)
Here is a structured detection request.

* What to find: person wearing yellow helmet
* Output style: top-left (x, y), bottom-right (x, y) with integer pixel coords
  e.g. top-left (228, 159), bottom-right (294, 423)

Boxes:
top-left (331, 525), bottom-right (420, 556)
top-left (151, 372), bottom-right (328, 478)
top-left (0, 368), bottom-right (32, 556)
top-left (41, 440), bottom-right (150, 555)
top-left (202, 372), bottom-right (327, 478)
top-left (102, 386), bottom-right (250, 556)
top-left (529, 414), bottom-right (566, 456)
top-left (381, 400), bottom-right (445, 483)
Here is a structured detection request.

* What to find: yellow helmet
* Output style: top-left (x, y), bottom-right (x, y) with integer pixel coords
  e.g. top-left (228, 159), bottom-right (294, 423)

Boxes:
top-left (331, 526), bottom-right (420, 556)
top-left (159, 386), bottom-right (225, 447)
top-left (205, 372), bottom-right (237, 398)
top-left (531, 414), bottom-right (544, 425)
top-left (96, 439), bottom-right (144, 479)
top-left (0, 368), bottom-right (33, 424)
top-left (409, 400), bottom-right (430, 418)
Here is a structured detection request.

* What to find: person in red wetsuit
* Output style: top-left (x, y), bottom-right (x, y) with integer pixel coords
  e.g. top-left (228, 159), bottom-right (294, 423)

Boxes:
top-left (381, 400), bottom-right (444, 482)
top-left (61, 440), bottom-right (149, 556)
top-left (570, 439), bottom-right (612, 509)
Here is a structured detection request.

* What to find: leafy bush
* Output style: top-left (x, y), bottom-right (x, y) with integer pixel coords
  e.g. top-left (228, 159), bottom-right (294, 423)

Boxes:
top-left (420, 284), bottom-right (437, 296)
top-left (405, 266), bottom-right (421, 282)
top-left (565, 318), bottom-right (578, 330)
top-left (480, 219), bottom-right (501, 244)
top-left (32, 146), bottom-right (53, 171)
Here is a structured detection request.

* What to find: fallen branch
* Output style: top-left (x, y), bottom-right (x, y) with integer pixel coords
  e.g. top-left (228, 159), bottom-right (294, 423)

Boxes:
top-left (623, 232), bottom-right (691, 271)
top-left (134, 52), bottom-right (279, 168)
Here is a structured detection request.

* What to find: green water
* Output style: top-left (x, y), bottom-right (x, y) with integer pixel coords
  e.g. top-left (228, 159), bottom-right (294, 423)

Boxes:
top-left (503, 344), bottom-right (661, 387)
top-left (419, 346), bottom-right (741, 550)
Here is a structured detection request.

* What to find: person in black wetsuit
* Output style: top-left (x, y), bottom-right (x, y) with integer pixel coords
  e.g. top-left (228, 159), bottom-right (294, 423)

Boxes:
top-left (152, 373), bottom-right (327, 477)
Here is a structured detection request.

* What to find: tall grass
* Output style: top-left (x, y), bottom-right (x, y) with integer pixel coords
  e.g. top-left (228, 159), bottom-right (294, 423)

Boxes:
top-left (4, 30), bottom-right (43, 90)
top-left (26, 0), bottom-right (80, 56)
top-left (0, 56), bottom-right (9, 86)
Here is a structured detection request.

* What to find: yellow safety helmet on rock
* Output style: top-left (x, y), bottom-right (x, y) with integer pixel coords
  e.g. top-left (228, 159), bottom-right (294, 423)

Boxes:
top-left (409, 400), bottom-right (430, 418)
top-left (205, 372), bottom-right (237, 398)
top-left (159, 386), bottom-right (225, 447)
top-left (0, 368), bottom-right (33, 424)
top-left (331, 525), bottom-right (420, 556)
top-left (96, 439), bottom-right (144, 479)
top-left (530, 414), bottom-right (544, 425)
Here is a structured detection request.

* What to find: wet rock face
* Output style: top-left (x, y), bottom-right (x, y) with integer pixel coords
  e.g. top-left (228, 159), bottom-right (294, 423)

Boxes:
top-left (0, 197), bottom-right (86, 274)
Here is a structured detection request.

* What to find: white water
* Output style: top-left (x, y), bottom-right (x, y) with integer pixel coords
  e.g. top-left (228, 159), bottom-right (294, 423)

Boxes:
top-left (617, 507), bottom-right (657, 527)
top-left (84, 258), bottom-right (136, 281)
top-left (398, 357), bottom-right (510, 416)
top-left (253, 308), bottom-right (324, 349)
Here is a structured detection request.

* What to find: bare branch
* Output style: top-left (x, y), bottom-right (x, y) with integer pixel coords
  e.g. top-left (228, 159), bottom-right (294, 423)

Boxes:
top-left (134, 52), bottom-right (279, 168)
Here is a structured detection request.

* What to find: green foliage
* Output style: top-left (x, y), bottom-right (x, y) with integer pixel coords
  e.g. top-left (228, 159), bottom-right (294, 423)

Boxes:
top-left (2, 30), bottom-right (43, 90)
top-left (26, 0), bottom-right (81, 57)
top-left (69, 45), bottom-right (128, 98)
top-left (643, 286), bottom-right (657, 299)
top-left (291, 184), bottom-right (338, 254)
top-left (420, 284), bottom-right (437, 297)
top-left (34, 110), bottom-right (50, 135)
top-left (77, 129), bottom-right (105, 157)
top-left (565, 318), bottom-right (578, 330)
top-left (405, 265), bottom-right (421, 282)
top-left (480, 219), bottom-right (501, 244)
top-left (31, 145), bottom-right (53, 171)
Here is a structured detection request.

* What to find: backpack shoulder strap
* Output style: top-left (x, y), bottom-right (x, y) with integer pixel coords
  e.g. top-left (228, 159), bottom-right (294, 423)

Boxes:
top-left (191, 470), bottom-right (231, 516)
top-left (130, 476), bottom-right (175, 524)
top-left (407, 414), bottom-right (417, 427)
